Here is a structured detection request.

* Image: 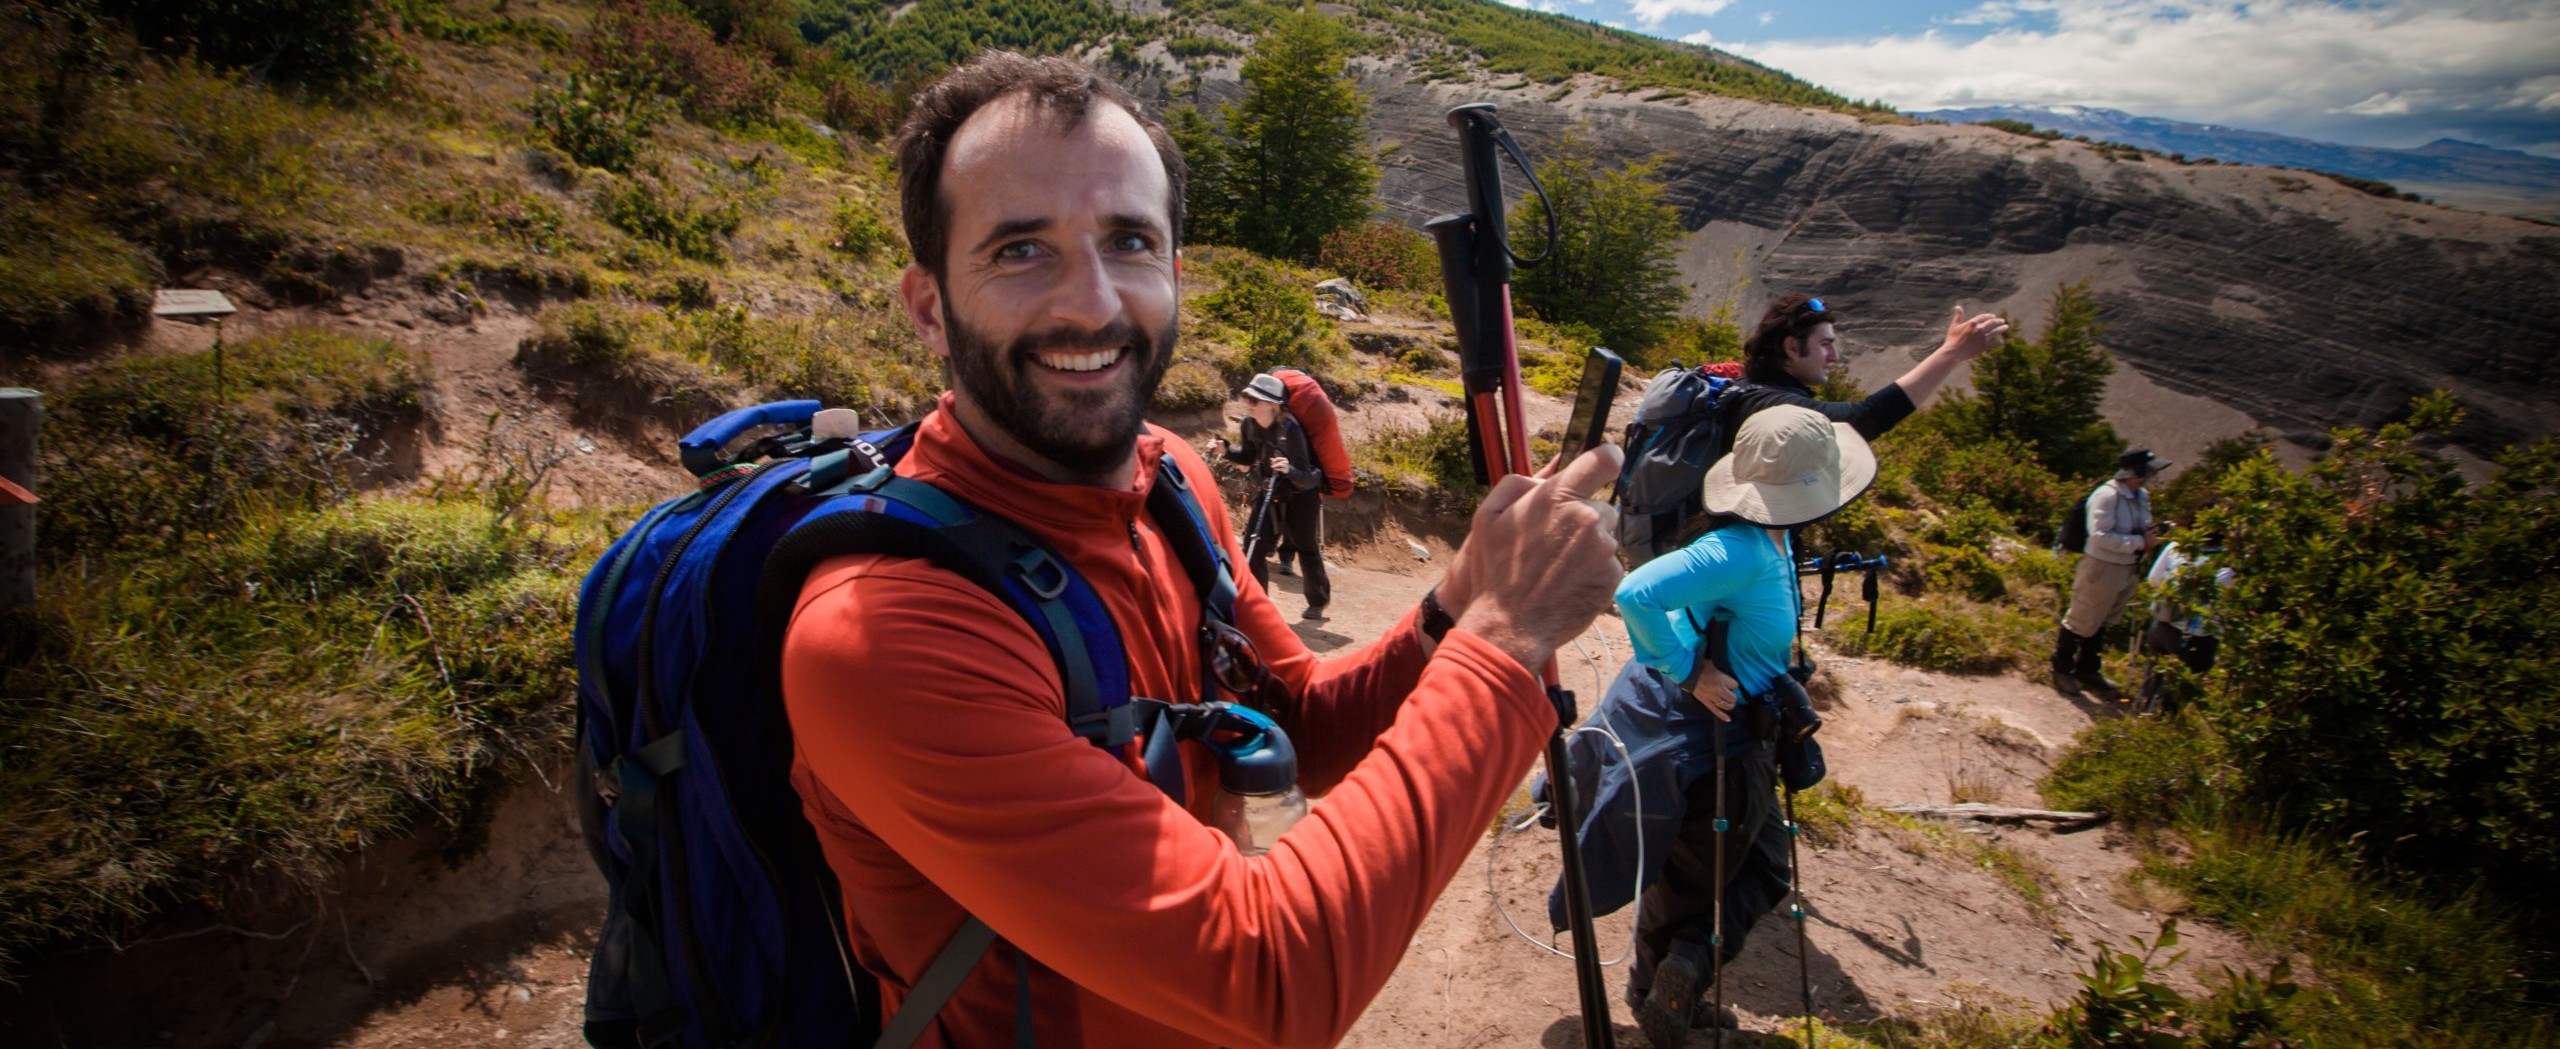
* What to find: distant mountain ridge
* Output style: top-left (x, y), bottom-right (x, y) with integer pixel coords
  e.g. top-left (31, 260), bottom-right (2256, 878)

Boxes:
top-left (1909, 104), bottom-right (2560, 218)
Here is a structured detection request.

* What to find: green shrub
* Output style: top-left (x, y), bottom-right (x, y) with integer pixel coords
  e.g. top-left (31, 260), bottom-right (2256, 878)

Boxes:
top-left (1974, 117), bottom-right (2059, 140)
top-left (409, 185), bottom-right (577, 255)
top-left (0, 189), bottom-right (158, 333)
top-left (2040, 920), bottom-right (2303, 1049)
top-left (1317, 219), bottom-right (1440, 294)
top-left (2042, 711), bottom-right (2237, 826)
top-left (1919, 541), bottom-right (2007, 602)
top-left (1165, 34), bottom-right (1244, 58)
top-left (1355, 412), bottom-right (1478, 499)
top-left (1196, 256), bottom-right (1337, 377)
top-left (2154, 825), bottom-right (2549, 1046)
top-left (521, 300), bottom-right (941, 425)
top-left (1883, 419), bottom-right (2077, 538)
top-left (590, 3), bottom-right (782, 123)
top-left (37, 328), bottom-right (429, 559)
top-left (1824, 596), bottom-right (2041, 674)
top-left (1643, 308), bottom-right (1743, 373)
top-left (829, 195), bottom-right (898, 260)
top-left (1152, 359), bottom-right (1229, 412)
top-left (516, 302), bottom-right (736, 424)
top-left (599, 174), bottom-right (742, 263)
top-left (0, 497), bottom-right (600, 975)
top-left (529, 71), bottom-right (660, 173)
top-left (2197, 393), bottom-right (2560, 895)
top-left (114, 0), bottom-right (398, 90)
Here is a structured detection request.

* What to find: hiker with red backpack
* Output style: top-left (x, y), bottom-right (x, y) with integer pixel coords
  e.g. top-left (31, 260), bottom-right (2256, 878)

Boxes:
top-left (2051, 447), bottom-right (2171, 699)
top-left (569, 53), bottom-right (1628, 1049)
top-left (1212, 371), bottom-right (1337, 619)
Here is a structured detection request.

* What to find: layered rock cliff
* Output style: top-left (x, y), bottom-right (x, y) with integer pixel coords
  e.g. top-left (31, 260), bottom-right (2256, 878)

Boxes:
top-left (1192, 62), bottom-right (2560, 459)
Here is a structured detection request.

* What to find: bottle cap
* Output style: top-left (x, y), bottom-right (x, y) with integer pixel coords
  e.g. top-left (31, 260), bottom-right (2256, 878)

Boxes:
top-left (812, 407), bottom-right (862, 441)
top-left (1209, 704), bottom-right (1298, 796)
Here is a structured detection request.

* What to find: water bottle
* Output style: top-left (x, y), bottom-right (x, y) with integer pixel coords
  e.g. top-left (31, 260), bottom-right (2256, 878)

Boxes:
top-left (1205, 704), bottom-right (1307, 857)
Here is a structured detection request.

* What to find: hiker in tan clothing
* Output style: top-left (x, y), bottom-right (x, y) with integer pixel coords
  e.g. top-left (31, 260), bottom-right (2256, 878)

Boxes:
top-left (2052, 447), bottom-right (2169, 698)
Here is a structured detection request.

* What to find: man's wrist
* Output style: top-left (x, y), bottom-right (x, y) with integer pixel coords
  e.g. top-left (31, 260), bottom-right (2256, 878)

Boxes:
top-left (1419, 587), bottom-right (1455, 645)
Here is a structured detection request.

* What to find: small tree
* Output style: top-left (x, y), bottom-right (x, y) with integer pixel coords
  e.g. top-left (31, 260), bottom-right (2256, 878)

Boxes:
top-left (1218, 9), bottom-right (1377, 262)
top-left (1936, 280), bottom-right (2122, 480)
top-left (1509, 131), bottom-right (1688, 356)
top-left (1163, 104), bottom-right (1234, 246)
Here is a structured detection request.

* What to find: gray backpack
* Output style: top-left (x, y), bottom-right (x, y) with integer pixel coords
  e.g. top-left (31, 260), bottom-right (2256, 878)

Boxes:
top-left (1612, 366), bottom-right (1750, 566)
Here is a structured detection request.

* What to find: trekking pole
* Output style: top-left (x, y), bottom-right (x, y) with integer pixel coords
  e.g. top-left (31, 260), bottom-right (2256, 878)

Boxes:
top-left (1784, 786), bottom-right (1816, 1049)
top-left (1703, 619), bottom-right (1734, 1049)
top-left (1239, 473), bottom-right (1280, 565)
top-left (1427, 102), bottom-right (1615, 1049)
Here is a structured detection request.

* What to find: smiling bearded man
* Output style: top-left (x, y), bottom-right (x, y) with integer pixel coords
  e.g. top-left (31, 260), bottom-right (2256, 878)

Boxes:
top-left (774, 50), bottom-right (1629, 1049)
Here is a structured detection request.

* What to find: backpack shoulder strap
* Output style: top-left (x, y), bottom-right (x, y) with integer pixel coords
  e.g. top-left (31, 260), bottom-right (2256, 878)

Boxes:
top-left (755, 466), bottom-right (1141, 750)
top-left (1144, 451), bottom-right (1241, 632)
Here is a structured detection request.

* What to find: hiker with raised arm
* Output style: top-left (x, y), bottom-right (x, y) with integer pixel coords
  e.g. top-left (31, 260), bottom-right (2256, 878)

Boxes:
top-left (1616, 292), bottom-right (2007, 566)
top-left (1728, 291), bottom-right (2009, 438)
top-left (1211, 372), bottom-right (1333, 619)
top-left (774, 52), bottom-right (1624, 1049)
top-left (2051, 447), bottom-right (2170, 699)
top-left (1610, 405), bottom-right (1878, 1045)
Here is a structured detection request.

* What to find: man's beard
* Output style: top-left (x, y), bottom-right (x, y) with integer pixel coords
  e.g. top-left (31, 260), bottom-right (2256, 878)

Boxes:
top-left (943, 305), bottom-right (1178, 478)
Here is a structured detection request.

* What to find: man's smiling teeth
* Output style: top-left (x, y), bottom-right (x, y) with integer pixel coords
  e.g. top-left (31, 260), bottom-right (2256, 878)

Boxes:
top-left (1037, 347), bottom-right (1124, 373)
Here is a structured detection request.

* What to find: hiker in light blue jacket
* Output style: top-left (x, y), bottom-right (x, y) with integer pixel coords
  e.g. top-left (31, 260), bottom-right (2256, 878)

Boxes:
top-left (1606, 405), bottom-right (1876, 1043)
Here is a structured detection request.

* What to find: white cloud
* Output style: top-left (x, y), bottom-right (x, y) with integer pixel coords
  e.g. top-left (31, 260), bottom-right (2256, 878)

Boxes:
top-left (1682, 29), bottom-right (1715, 44)
top-left (1757, 11), bottom-right (1773, 26)
top-left (1628, 0), bottom-right (1735, 31)
top-left (1720, 0), bottom-right (2560, 152)
top-left (1947, 1), bottom-right (2029, 25)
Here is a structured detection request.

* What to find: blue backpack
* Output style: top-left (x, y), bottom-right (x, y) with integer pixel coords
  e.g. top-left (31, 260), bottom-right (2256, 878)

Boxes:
top-left (574, 400), bottom-right (1252, 1049)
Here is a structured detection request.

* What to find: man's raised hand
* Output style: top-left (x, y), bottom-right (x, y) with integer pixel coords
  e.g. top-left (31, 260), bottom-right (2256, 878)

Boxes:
top-left (1435, 445), bottom-right (1626, 674)
top-left (1940, 305), bottom-right (2010, 362)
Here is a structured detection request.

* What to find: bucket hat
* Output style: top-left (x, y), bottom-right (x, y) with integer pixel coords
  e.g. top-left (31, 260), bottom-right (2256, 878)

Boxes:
top-left (1701, 405), bottom-right (1877, 527)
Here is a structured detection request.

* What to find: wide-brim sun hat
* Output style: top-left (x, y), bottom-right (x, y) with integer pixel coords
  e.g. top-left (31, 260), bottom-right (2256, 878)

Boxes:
top-left (1701, 405), bottom-right (1878, 528)
top-left (1243, 373), bottom-right (1288, 404)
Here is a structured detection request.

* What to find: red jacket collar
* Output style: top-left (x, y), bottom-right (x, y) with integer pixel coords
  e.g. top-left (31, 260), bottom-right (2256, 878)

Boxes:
top-left (901, 391), bottom-right (1168, 532)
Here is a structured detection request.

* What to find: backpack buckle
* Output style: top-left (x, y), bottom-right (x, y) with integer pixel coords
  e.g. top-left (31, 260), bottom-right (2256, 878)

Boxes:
top-left (1010, 549), bottom-right (1069, 600)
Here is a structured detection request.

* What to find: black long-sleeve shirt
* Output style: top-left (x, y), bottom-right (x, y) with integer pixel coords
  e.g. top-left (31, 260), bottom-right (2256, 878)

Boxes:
top-left (1224, 415), bottom-right (1324, 496)
top-left (1724, 375), bottom-right (1916, 442)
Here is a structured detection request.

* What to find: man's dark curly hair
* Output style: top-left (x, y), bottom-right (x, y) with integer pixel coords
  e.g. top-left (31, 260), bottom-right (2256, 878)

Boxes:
top-left (894, 51), bottom-right (1187, 280)
top-left (1742, 292), bottom-right (1839, 384)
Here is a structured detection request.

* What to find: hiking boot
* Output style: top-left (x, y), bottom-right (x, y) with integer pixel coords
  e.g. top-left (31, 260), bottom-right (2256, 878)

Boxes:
top-left (2072, 642), bottom-right (2120, 700)
top-left (1636, 948), bottom-right (1704, 1048)
top-left (1273, 556), bottom-right (1296, 577)
top-left (1301, 604), bottom-right (1328, 621)
top-left (2051, 669), bottom-right (2084, 698)
top-left (1625, 975), bottom-right (1737, 1045)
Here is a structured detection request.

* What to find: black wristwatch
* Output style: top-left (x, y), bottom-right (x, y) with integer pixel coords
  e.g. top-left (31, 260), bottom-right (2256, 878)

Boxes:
top-left (1419, 588), bottom-right (1455, 644)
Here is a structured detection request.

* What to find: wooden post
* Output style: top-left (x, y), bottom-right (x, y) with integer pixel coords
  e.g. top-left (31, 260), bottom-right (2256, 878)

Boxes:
top-left (0, 387), bottom-right (39, 611)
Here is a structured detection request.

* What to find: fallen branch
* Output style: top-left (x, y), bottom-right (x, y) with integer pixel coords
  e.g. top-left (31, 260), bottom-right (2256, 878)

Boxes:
top-left (1884, 802), bottom-right (2108, 829)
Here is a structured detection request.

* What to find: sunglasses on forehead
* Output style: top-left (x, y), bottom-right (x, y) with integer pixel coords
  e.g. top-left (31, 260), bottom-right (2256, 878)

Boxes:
top-left (1801, 297), bottom-right (1828, 316)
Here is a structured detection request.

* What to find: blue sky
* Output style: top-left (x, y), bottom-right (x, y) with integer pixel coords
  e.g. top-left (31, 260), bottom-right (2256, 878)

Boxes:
top-left (1494, 0), bottom-right (2560, 157)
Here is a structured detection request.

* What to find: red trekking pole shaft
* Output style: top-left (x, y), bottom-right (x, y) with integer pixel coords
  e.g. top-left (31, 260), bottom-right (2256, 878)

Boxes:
top-left (1429, 102), bottom-right (1616, 1049)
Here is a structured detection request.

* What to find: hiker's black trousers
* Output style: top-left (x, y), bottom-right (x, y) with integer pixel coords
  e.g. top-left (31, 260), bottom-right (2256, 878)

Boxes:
top-left (1630, 737), bottom-right (1790, 995)
top-left (1249, 490), bottom-right (1330, 609)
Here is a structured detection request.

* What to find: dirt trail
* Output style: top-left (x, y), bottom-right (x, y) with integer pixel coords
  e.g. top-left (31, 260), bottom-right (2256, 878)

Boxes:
top-left (5, 535), bottom-right (2260, 1049)
top-left (5, 300), bottom-right (2269, 1047)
